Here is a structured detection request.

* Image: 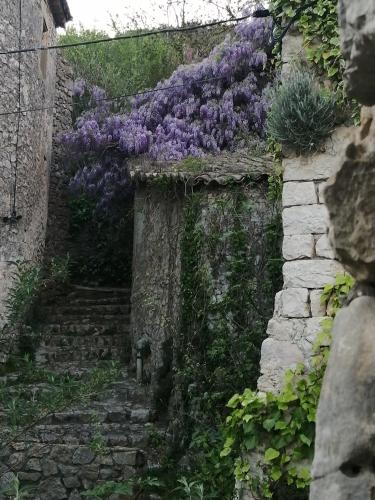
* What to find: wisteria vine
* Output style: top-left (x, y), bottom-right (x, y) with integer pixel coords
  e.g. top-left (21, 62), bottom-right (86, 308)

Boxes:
top-left (63, 12), bottom-right (273, 213)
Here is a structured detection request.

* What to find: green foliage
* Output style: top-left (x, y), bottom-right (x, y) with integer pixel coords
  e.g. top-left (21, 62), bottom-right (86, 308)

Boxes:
top-left (0, 361), bottom-right (121, 440)
top-left (221, 273), bottom-right (354, 498)
top-left (83, 476), bottom-right (164, 497)
top-left (173, 477), bottom-right (204, 500)
top-left (0, 475), bottom-right (33, 499)
top-left (272, 0), bottom-right (342, 83)
top-left (168, 185), bottom-right (282, 498)
top-left (5, 257), bottom-right (72, 327)
top-left (60, 26), bottom-right (182, 98)
top-left (68, 195), bottom-right (133, 286)
top-left (271, 0), bottom-right (360, 122)
top-left (5, 262), bottom-right (43, 326)
top-left (267, 70), bottom-right (336, 153)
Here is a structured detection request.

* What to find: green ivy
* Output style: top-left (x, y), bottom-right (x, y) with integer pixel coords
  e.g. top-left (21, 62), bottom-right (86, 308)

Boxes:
top-left (271, 0), bottom-right (360, 122)
top-left (272, 0), bottom-right (342, 83)
top-left (221, 273), bottom-right (354, 499)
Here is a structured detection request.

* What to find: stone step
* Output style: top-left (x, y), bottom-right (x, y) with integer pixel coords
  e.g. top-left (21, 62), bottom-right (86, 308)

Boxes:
top-left (41, 304), bottom-right (131, 316)
top-left (14, 422), bottom-right (151, 448)
top-left (35, 347), bottom-right (127, 364)
top-left (41, 323), bottom-right (129, 335)
top-left (39, 333), bottom-right (128, 350)
top-left (68, 286), bottom-right (131, 300)
top-left (65, 296), bottom-right (130, 306)
top-left (40, 314), bottom-right (130, 326)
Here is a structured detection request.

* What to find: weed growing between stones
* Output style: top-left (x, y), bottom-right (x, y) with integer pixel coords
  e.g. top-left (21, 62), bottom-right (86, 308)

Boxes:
top-left (221, 274), bottom-right (354, 499)
top-left (0, 361), bottom-right (121, 443)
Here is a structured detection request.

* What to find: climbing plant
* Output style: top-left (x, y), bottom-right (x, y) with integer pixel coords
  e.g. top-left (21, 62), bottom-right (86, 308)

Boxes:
top-left (221, 273), bottom-right (354, 499)
top-left (272, 0), bottom-right (342, 83)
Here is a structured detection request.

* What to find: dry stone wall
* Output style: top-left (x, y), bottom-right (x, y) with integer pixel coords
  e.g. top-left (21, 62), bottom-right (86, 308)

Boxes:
top-left (258, 128), bottom-right (350, 393)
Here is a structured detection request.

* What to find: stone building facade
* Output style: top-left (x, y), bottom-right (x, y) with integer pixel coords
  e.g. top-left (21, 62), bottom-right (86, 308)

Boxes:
top-left (0, 0), bottom-right (71, 328)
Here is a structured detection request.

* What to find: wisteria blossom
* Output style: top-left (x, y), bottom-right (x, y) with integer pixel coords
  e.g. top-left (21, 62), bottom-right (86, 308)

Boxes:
top-left (63, 12), bottom-right (273, 212)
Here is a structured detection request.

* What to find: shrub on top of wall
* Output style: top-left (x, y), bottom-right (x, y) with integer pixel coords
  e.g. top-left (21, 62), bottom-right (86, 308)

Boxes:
top-left (266, 70), bottom-right (337, 153)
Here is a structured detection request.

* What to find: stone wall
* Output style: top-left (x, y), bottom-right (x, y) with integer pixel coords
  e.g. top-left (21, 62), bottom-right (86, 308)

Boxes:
top-left (131, 186), bottom-right (183, 397)
top-left (45, 55), bottom-right (73, 262)
top-left (1, 443), bottom-right (145, 500)
top-left (130, 156), bottom-right (275, 408)
top-left (0, 0), bottom-right (59, 328)
top-left (257, 129), bottom-right (349, 392)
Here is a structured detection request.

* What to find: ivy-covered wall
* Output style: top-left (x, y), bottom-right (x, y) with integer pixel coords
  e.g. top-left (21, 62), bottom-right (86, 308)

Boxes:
top-left (130, 159), bottom-right (281, 423)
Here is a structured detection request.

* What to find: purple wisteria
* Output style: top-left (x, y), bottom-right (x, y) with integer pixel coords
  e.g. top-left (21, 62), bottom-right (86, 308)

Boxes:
top-left (63, 12), bottom-right (273, 211)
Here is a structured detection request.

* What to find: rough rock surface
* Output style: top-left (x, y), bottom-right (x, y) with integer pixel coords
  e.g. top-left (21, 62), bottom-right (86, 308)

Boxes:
top-left (339, 0), bottom-right (375, 105)
top-left (325, 108), bottom-right (375, 282)
top-left (311, 297), bottom-right (375, 499)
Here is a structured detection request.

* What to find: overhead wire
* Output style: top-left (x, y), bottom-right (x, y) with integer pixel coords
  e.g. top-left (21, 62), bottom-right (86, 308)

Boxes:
top-left (0, 14), bottom-right (258, 57)
top-left (0, 76), bottom-right (233, 118)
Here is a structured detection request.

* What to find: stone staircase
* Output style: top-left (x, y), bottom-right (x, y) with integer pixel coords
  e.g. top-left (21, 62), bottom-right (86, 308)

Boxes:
top-left (0, 286), bottom-right (164, 500)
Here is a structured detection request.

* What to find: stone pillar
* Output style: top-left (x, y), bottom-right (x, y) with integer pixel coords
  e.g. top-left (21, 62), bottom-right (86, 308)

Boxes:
top-left (311, 2), bottom-right (375, 499)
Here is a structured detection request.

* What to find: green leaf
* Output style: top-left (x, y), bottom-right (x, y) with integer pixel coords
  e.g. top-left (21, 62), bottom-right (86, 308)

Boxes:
top-left (265, 448), bottom-right (280, 462)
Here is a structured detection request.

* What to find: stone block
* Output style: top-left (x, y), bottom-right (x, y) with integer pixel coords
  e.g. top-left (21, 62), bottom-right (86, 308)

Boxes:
top-left (316, 234), bottom-right (335, 259)
top-left (317, 181), bottom-right (327, 204)
top-left (275, 288), bottom-right (310, 318)
top-left (63, 476), bottom-right (81, 489)
top-left (283, 235), bottom-right (314, 260)
top-left (283, 260), bottom-right (343, 288)
top-left (258, 338), bottom-right (304, 393)
top-left (310, 290), bottom-right (326, 317)
top-left (72, 447), bottom-right (95, 465)
top-left (41, 458), bottom-right (58, 477)
top-left (266, 317), bottom-right (306, 342)
top-left (283, 205), bottom-right (328, 235)
top-left (283, 128), bottom-right (352, 182)
top-left (283, 181), bottom-right (317, 207)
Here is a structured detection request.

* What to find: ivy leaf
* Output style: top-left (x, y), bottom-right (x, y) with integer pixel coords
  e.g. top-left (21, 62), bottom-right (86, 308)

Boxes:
top-left (265, 448), bottom-right (280, 462)
top-left (299, 434), bottom-right (312, 446)
top-left (271, 466), bottom-right (282, 482)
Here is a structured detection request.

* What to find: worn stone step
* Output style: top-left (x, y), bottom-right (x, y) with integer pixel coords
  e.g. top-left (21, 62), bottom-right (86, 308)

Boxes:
top-left (35, 346), bottom-right (125, 364)
top-left (68, 286), bottom-right (131, 300)
top-left (41, 311), bottom-right (130, 325)
top-left (39, 333), bottom-right (128, 350)
top-left (42, 323), bottom-right (129, 335)
top-left (41, 304), bottom-right (131, 316)
top-left (14, 422), bottom-right (151, 448)
top-left (65, 296), bottom-right (130, 306)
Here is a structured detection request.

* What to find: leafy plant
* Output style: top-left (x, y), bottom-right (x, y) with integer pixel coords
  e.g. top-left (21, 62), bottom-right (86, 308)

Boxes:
top-left (49, 254), bottom-right (72, 285)
top-left (266, 70), bottom-right (336, 153)
top-left (221, 274), bottom-right (354, 498)
top-left (0, 475), bottom-right (33, 499)
top-left (173, 477), bottom-right (204, 500)
top-left (83, 476), bottom-right (164, 497)
top-left (5, 262), bottom-right (43, 326)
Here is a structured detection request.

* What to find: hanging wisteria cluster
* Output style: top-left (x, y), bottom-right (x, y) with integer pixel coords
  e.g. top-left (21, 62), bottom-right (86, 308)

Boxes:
top-left (63, 12), bottom-right (273, 212)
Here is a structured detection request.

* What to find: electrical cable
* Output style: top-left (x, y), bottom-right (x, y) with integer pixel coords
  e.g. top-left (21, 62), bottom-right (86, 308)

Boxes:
top-left (0, 13), bottom-right (267, 57)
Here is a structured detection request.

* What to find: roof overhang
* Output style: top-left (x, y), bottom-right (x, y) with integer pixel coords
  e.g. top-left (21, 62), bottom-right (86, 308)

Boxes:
top-left (48, 0), bottom-right (72, 28)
